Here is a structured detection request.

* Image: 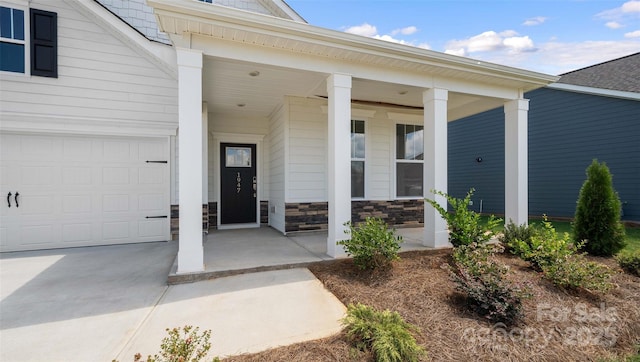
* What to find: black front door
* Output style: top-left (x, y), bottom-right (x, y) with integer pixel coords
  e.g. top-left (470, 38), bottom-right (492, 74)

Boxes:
top-left (220, 143), bottom-right (257, 225)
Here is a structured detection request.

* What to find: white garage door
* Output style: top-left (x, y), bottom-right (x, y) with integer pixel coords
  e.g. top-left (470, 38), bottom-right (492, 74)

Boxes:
top-left (0, 133), bottom-right (170, 252)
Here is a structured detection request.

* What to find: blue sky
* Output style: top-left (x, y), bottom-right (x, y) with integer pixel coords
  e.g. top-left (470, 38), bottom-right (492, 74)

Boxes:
top-left (286, 0), bottom-right (640, 75)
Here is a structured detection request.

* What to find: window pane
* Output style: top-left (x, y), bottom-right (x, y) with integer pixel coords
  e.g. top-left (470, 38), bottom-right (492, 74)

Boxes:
top-left (351, 161), bottom-right (364, 198)
top-left (0, 42), bottom-right (24, 73)
top-left (396, 163), bottom-right (423, 197)
top-left (13, 9), bottom-right (24, 40)
top-left (396, 124), bottom-right (405, 159)
top-left (411, 126), bottom-right (424, 160)
top-left (0, 7), bottom-right (11, 38)
top-left (351, 120), bottom-right (365, 159)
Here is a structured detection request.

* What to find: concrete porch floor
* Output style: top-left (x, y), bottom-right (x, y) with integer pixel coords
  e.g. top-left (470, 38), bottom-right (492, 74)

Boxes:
top-left (168, 226), bottom-right (434, 284)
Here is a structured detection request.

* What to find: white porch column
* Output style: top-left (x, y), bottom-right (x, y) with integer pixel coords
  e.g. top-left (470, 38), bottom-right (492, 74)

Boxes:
top-left (326, 73), bottom-right (352, 257)
top-left (202, 102), bottom-right (209, 211)
top-left (423, 88), bottom-right (449, 248)
top-left (504, 98), bottom-right (529, 226)
top-left (177, 48), bottom-right (204, 274)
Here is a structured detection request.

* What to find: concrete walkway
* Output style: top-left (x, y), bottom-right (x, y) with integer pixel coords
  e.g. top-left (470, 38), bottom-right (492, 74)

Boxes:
top-left (0, 242), bottom-right (345, 361)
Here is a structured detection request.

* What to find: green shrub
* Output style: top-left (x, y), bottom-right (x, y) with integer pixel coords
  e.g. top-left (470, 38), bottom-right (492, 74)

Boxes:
top-left (339, 217), bottom-right (402, 270)
top-left (342, 303), bottom-right (425, 362)
top-left (573, 159), bottom-right (626, 256)
top-left (506, 217), bottom-right (578, 270)
top-left (448, 243), bottom-right (530, 324)
top-left (499, 221), bottom-right (538, 252)
top-left (426, 188), bottom-right (502, 247)
top-left (542, 254), bottom-right (615, 294)
top-left (616, 251), bottom-right (640, 276)
top-left (131, 326), bottom-right (216, 362)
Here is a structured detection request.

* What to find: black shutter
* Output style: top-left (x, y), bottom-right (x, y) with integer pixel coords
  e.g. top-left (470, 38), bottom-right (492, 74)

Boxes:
top-left (30, 8), bottom-right (57, 78)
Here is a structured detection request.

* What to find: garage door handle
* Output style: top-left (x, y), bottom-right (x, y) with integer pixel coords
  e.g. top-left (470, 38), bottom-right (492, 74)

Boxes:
top-left (7, 192), bottom-right (11, 208)
top-left (14, 192), bottom-right (19, 208)
top-left (145, 160), bottom-right (167, 164)
top-left (145, 215), bottom-right (167, 219)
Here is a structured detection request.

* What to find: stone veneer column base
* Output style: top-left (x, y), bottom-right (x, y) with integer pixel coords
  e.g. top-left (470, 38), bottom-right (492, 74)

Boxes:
top-left (284, 200), bottom-right (424, 233)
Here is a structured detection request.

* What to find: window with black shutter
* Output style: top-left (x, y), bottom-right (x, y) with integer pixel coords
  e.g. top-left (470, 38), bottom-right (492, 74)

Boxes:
top-left (30, 8), bottom-right (56, 78)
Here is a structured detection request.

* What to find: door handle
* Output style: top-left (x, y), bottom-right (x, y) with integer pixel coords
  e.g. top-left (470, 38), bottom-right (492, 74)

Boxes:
top-left (7, 192), bottom-right (11, 208)
top-left (14, 192), bottom-right (19, 208)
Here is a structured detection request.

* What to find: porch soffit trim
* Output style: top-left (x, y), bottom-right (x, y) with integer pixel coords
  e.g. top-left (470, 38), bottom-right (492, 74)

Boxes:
top-left (320, 106), bottom-right (377, 118)
top-left (147, 0), bottom-right (558, 91)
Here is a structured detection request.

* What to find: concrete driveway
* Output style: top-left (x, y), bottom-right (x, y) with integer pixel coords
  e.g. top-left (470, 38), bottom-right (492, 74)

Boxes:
top-left (0, 241), bottom-right (345, 361)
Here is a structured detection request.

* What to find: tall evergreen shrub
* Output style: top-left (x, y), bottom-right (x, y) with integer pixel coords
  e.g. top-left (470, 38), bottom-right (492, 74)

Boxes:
top-left (573, 159), bottom-right (626, 256)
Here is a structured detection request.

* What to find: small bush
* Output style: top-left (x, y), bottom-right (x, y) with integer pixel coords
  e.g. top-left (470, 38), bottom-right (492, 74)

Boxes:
top-left (339, 217), bottom-right (402, 270)
top-left (131, 326), bottom-right (216, 362)
top-left (542, 254), bottom-right (615, 294)
top-left (616, 251), bottom-right (640, 276)
top-left (342, 303), bottom-right (425, 362)
top-left (506, 217), bottom-right (578, 270)
top-left (499, 221), bottom-right (538, 252)
top-left (448, 243), bottom-right (530, 324)
top-left (573, 159), bottom-right (626, 256)
top-left (426, 188), bottom-right (502, 247)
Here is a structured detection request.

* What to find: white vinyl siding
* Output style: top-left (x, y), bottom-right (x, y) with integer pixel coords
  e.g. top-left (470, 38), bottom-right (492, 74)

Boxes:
top-left (0, 0), bottom-right (177, 126)
top-left (287, 97), bottom-right (327, 202)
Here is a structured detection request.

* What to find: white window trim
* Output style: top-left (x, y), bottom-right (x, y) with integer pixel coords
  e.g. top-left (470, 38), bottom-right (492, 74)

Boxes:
top-left (351, 119), bottom-right (367, 200)
top-left (392, 120), bottom-right (425, 200)
top-left (0, 1), bottom-right (30, 76)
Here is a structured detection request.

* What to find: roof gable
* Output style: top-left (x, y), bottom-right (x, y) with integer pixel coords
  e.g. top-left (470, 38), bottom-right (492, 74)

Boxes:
top-left (558, 52), bottom-right (640, 93)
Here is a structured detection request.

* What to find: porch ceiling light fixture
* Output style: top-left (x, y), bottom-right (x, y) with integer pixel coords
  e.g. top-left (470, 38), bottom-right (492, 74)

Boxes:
top-left (249, 71), bottom-right (260, 77)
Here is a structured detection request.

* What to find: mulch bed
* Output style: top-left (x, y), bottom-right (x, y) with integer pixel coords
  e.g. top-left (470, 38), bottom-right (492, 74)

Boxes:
top-left (224, 249), bottom-right (640, 361)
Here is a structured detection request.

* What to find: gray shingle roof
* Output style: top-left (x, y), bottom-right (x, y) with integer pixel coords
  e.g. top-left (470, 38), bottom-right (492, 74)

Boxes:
top-left (558, 52), bottom-right (640, 93)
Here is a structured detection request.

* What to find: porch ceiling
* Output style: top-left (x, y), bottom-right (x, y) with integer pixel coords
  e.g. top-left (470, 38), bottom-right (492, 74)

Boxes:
top-left (203, 57), bottom-right (504, 121)
top-left (149, 0), bottom-right (557, 120)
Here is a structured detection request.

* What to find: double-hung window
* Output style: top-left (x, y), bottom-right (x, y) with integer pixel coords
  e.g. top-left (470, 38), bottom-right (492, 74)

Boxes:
top-left (0, 4), bottom-right (56, 77)
top-left (351, 120), bottom-right (365, 198)
top-left (396, 124), bottom-right (424, 197)
top-left (0, 6), bottom-right (25, 73)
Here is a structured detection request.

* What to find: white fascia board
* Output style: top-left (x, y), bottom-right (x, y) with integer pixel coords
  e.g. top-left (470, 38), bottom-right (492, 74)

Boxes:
top-left (547, 83), bottom-right (640, 101)
top-left (148, 0), bottom-right (558, 87)
top-left (68, 0), bottom-right (177, 79)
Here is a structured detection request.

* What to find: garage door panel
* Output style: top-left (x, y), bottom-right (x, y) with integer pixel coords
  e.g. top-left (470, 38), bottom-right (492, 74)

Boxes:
top-left (103, 141), bottom-right (133, 162)
top-left (62, 195), bottom-right (92, 214)
top-left (103, 221), bottom-right (130, 240)
top-left (63, 167), bottom-right (92, 185)
top-left (1, 134), bottom-right (170, 252)
top-left (21, 166), bottom-right (57, 185)
top-left (19, 195), bottom-right (56, 215)
top-left (62, 223), bottom-right (92, 243)
top-left (139, 220), bottom-right (165, 238)
top-left (63, 139), bottom-right (92, 161)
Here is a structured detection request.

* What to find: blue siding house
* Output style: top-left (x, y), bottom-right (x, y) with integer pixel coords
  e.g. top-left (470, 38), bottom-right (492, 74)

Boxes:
top-left (449, 53), bottom-right (640, 221)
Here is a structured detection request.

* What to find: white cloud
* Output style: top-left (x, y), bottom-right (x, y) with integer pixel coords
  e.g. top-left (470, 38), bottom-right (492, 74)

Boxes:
top-left (625, 30), bottom-right (640, 38)
top-left (622, 0), bottom-right (640, 13)
top-left (597, 1), bottom-right (640, 28)
top-left (444, 30), bottom-right (536, 55)
top-left (462, 39), bottom-right (639, 75)
top-left (522, 16), bottom-right (547, 26)
top-left (391, 26), bottom-right (418, 36)
top-left (606, 21), bottom-right (623, 29)
top-left (343, 23), bottom-right (429, 49)
top-left (344, 23), bottom-right (377, 37)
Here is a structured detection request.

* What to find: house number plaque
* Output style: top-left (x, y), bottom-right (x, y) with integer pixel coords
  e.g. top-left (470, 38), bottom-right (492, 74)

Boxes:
top-left (236, 172), bottom-right (242, 193)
